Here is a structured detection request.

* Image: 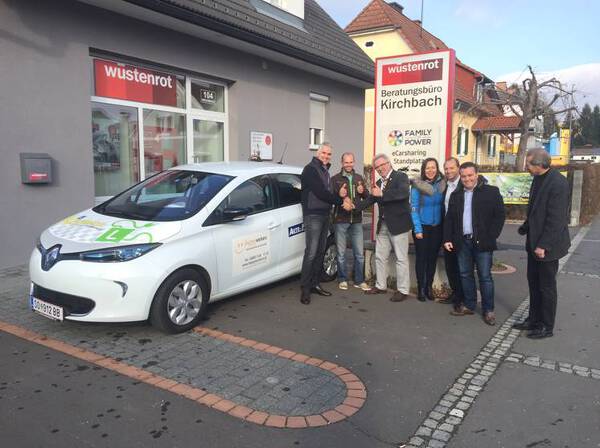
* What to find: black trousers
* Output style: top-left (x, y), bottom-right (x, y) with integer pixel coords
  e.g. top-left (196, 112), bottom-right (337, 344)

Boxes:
top-left (444, 247), bottom-right (464, 306)
top-left (527, 252), bottom-right (559, 330)
top-left (300, 214), bottom-right (329, 295)
top-left (413, 224), bottom-right (442, 291)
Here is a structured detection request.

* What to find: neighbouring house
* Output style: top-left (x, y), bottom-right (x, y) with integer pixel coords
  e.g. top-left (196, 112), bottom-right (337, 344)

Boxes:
top-left (0, 0), bottom-right (374, 269)
top-left (571, 146), bottom-right (600, 163)
top-left (344, 0), bottom-right (512, 167)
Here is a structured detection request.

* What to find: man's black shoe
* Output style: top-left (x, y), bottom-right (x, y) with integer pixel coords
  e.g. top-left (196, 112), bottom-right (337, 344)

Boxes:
top-left (300, 296), bottom-right (311, 305)
top-left (512, 318), bottom-right (531, 331)
top-left (526, 327), bottom-right (553, 339)
top-left (311, 285), bottom-right (332, 296)
top-left (417, 288), bottom-right (426, 302)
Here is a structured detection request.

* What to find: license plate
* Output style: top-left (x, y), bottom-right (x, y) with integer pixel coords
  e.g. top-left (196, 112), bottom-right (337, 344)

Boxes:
top-left (30, 296), bottom-right (64, 321)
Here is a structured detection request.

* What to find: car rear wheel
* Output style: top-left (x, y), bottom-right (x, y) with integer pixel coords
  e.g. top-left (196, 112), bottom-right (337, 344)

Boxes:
top-left (321, 235), bottom-right (338, 282)
top-left (150, 268), bottom-right (208, 334)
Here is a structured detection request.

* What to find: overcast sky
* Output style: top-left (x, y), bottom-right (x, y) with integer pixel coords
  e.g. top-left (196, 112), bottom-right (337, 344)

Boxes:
top-left (318, 0), bottom-right (600, 83)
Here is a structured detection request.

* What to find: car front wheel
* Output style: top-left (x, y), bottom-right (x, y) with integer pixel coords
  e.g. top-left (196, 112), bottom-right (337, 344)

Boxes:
top-left (150, 268), bottom-right (208, 334)
top-left (321, 235), bottom-right (338, 282)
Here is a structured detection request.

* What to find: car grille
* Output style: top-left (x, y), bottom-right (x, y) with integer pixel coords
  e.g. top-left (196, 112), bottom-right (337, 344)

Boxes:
top-left (32, 284), bottom-right (96, 316)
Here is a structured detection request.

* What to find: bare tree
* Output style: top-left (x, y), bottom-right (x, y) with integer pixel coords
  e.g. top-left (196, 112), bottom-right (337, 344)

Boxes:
top-left (487, 66), bottom-right (575, 170)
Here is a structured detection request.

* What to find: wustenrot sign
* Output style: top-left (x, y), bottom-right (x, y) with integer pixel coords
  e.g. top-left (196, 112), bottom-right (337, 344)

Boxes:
top-left (94, 59), bottom-right (178, 107)
top-left (374, 49), bottom-right (455, 173)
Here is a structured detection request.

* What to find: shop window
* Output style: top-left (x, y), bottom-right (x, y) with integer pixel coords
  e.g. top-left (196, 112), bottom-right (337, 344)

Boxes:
top-left (143, 110), bottom-right (186, 177)
top-left (193, 120), bottom-right (224, 162)
top-left (309, 93), bottom-right (328, 150)
top-left (191, 80), bottom-right (225, 113)
top-left (457, 126), bottom-right (469, 156)
top-left (91, 102), bottom-right (140, 197)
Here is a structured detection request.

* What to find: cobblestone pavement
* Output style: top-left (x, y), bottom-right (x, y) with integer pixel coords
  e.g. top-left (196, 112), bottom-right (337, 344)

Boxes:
top-left (0, 265), bottom-right (354, 423)
top-left (402, 224), bottom-right (597, 448)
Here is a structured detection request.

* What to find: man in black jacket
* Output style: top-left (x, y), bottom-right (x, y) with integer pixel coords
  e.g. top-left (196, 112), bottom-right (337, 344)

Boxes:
top-left (364, 153), bottom-right (412, 302)
top-left (443, 162), bottom-right (505, 325)
top-left (513, 148), bottom-right (571, 339)
top-left (300, 143), bottom-right (351, 305)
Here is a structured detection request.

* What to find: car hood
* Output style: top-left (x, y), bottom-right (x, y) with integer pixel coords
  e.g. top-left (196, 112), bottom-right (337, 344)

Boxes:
top-left (41, 209), bottom-right (182, 253)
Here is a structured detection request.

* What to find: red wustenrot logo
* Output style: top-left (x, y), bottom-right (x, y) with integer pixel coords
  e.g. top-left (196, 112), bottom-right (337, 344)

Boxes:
top-left (382, 58), bottom-right (444, 86)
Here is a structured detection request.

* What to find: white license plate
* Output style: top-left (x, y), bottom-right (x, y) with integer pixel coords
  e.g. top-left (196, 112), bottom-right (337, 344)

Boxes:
top-left (30, 296), bottom-right (64, 321)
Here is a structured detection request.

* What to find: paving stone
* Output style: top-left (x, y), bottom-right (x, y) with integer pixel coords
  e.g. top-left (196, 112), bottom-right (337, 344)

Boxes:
top-left (449, 409), bottom-right (464, 418)
top-left (423, 418), bottom-right (438, 429)
top-left (429, 411), bottom-right (444, 421)
top-left (432, 429), bottom-right (451, 442)
top-left (409, 436), bottom-right (425, 447)
top-left (427, 439), bottom-right (446, 448)
top-left (415, 426), bottom-right (432, 437)
top-left (445, 416), bottom-right (462, 425)
top-left (455, 401), bottom-right (470, 411)
top-left (438, 423), bottom-right (454, 432)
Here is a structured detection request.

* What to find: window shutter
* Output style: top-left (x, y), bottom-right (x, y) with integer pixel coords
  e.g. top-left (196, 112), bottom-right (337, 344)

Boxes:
top-left (457, 127), bottom-right (462, 155)
top-left (464, 128), bottom-right (469, 155)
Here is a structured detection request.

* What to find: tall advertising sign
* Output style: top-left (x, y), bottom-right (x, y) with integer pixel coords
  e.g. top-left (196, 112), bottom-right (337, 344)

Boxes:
top-left (374, 50), bottom-right (455, 173)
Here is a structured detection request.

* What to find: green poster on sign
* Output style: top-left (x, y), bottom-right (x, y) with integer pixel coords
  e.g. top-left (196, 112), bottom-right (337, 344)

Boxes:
top-left (482, 172), bottom-right (567, 205)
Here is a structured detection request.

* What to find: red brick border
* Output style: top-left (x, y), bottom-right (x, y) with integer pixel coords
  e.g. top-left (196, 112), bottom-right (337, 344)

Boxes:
top-left (0, 321), bottom-right (367, 428)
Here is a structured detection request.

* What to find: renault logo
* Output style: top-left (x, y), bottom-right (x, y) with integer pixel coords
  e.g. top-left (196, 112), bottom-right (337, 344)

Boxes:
top-left (41, 245), bottom-right (61, 271)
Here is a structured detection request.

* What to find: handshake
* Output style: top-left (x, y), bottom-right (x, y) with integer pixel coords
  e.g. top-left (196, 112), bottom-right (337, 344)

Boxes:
top-left (338, 183), bottom-right (355, 211)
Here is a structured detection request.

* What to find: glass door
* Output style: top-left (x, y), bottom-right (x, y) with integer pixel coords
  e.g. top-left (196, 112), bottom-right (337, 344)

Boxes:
top-left (192, 119), bottom-right (224, 163)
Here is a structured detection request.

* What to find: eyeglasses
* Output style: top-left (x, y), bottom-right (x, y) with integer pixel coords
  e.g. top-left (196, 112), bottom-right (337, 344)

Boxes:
top-left (374, 161), bottom-right (389, 170)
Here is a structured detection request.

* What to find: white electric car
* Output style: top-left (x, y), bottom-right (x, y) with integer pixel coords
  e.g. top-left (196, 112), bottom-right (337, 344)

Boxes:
top-left (29, 162), bottom-right (337, 333)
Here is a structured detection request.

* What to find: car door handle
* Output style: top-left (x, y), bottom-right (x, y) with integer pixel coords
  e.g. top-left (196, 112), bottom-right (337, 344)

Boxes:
top-left (267, 222), bottom-right (280, 230)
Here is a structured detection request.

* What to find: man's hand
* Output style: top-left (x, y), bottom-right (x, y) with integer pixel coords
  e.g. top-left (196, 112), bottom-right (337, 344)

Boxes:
top-left (534, 247), bottom-right (546, 259)
top-left (444, 242), bottom-right (454, 252)
top-left (415, 233), bottom-right (424, 240)
top-left (339, 183), bottom-right (348, 198)
top-left (357, 182), bottom-right (365, 195)
top-left (372, 186), bottom-right (382, 197)
top-left (342, 197), bottom-right (353, 211)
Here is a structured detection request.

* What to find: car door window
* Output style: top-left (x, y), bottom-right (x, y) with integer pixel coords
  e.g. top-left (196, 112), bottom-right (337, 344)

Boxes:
top-left (273, 173), bottom-right (301, 208)
top-left (205, 175), bottom-right (273, 225)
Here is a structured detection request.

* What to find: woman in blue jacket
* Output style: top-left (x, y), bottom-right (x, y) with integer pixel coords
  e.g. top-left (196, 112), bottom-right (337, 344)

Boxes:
top-left (411, 158), bottom-right (446, 301)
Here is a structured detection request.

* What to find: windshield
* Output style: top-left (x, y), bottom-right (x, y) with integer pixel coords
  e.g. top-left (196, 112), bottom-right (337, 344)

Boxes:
top-left (94, 170), bottom-right (233, 221)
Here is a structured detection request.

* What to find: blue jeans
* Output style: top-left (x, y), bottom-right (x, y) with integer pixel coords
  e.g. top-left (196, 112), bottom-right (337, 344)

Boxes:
top-left (335, 222), bottom-right (365, 283)
top-left (457, 238), bottom-right (494, 313)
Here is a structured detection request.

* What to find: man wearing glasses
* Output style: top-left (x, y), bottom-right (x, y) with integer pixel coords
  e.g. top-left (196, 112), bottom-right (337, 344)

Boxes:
top-left (365, 153), bottom-right (412, 302)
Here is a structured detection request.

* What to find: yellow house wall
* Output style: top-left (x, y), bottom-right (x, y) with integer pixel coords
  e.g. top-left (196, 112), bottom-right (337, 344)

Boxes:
top-left (351, 30), bottom-right (413, 164)
top-left (451, 112), bottom-right (477, 163)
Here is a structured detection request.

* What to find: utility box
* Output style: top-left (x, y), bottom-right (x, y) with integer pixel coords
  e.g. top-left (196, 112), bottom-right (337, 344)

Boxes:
top-left (20, 153), bottom-right (53, 184)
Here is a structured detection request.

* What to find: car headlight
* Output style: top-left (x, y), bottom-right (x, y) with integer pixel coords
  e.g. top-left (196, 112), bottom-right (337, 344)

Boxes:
top-left (79, 243), bottom-right (161, 262)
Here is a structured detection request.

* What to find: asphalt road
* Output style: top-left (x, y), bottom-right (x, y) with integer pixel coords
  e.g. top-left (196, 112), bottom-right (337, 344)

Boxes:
top-left (1, 222), bottom-right (598, 448)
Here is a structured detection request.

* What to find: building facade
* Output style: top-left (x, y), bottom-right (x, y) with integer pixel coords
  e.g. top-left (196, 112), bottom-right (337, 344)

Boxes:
top-left (0, 0), bottom-right (374, 269)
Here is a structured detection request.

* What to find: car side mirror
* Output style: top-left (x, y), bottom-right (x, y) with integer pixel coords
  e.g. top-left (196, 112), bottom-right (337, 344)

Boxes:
top-left (222, 207), bottom-right (250, 222)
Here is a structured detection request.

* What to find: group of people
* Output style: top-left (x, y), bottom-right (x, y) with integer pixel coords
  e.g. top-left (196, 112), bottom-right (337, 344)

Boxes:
top-left (299, 143), bottom-right (570, 337)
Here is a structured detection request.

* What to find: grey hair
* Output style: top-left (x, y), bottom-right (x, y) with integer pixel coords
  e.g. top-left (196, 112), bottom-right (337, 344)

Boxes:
top-left (526, 148), bottom-right (551, 169)
top-left (341, 152), bottom-right (355, 162)
top-left (373, 153), bottom-right (390, 164)
top-left (320, 141), bottom-right (332, 149)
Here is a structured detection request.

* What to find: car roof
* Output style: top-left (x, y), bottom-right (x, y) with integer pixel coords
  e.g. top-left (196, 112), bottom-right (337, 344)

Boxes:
top-left (170, 161), bottom-right (303, 176)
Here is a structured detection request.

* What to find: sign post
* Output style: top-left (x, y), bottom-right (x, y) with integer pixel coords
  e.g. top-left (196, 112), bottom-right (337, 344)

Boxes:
top-left (374, 49), bottom-right (455, 173)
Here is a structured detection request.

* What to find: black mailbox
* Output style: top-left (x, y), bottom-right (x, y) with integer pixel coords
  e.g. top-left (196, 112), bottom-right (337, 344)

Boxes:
top-left (20, 153), bottom-right (53, 184)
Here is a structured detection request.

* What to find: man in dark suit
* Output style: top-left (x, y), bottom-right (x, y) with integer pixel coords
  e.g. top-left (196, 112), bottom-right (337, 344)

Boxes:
top-left (443, 162), bottom-right (505, 325)
top-left (365, 153), bottom-right (412, 302)
top-left (513, 148), bottom-right (571, 339)
top-left (439, 157), bottom-right (464, 309)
